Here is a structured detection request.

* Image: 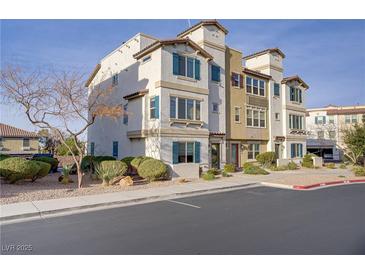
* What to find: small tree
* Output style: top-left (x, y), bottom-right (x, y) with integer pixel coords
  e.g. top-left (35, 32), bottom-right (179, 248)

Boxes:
top-left (342, 121), bottom-right (365, 165)
top-left (0, 66), bottom-right (124, 188)
top-left (55, 136), bottom-right (85, 156)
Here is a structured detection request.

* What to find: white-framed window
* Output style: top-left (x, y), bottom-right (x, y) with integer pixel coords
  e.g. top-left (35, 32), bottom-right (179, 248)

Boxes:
top-left (234, 107), bottom-right (240, 122)
top-left (23, 138), bottom-right (30, 148)
top-left (150, 96), bottom-right (157, 119)
top-left (315, 116), bottom-right (326, 125)
top-left (289, 114), bottom-right (304, 130)
top-left (289, 87), bottom-right (302, 103)
top-left (275, 113), bottom-right (280, 120)
top-left (345, 115), bottom-right (351, 124)
top-left (352, 115), bottom-right (358, 123)
top-left (232, 73), bottom-right (241, 87)
top-left (274, 83), bottom-right (280, 96)
top-left (112, 74), bottom-right (118, 86)
top-left (142, 55), bottom-right (151, 63)
top-left (123, 103), bottom-right (128, 125)
top-left (248, 143), bottom-right (260, 160)
top-left (246, 77), bottom-right (265, 97)
top-left (212, 103), bottom-right (219, 113)
top-left (291, 143), bottom-right (303, 158)
top-left (173, 53), bottom-right (200, 80)
top-left (328, 115), bottom-right (334, 124)
top-left (170, 96), bottom-right (201, 121)
top-left (246, 106), bottom-right (266, 128)
top-left (178, 142), bottom-right (195, 163)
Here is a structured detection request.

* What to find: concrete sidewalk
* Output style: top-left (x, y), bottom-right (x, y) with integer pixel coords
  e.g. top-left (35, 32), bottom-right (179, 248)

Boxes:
top-left (0, 179), bottom-right (259, 223)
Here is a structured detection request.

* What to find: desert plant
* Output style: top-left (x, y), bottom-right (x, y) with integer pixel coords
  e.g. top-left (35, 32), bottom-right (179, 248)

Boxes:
top-left (287, 161), bottom-right (298, 170)
top-left (207, 168), bottom-right (220, 175)
top-left (339, 163), bottom-right (347, 169)
top-left (270, 165), bottom-right (288, 171)
top-left (131, 156), bottom-right (153, 169)
top-left (60, 164), bottom-right (73, 184)
top-left (137, 159), bottom-right (167, 182)
top-left (0, 154), bottom-right (11, 161)
top-left (0, 157), bottom-right (40, 183)
top-left (352, 166), bottom-right (365, 176)
top-left (95, 160), bottom-right (127, 186)
top-left (33, 156), bottom-right (59, 172)
top-left (222, 171), bottom-right (232, 177)
top-left (223, 164), bottom-right (236, 173)
top-left (256, 152), bottom-right (277, 168)
top-left (243, 165), bottom-right (269, 175)
top-left (202, 172), bottom-right (215, 180)
top-left (80, 155), bottom-right (116, 173)
top-left (242, 162), bottom-right (254, 169)
top-left (31, 161), bottom-right (51, 182)
top-left (121, 156), bottom-right (135, 166)
top-left (302, 154), bottom-right (314, 168)
top-left (325, 163), bottom-right (337, 169)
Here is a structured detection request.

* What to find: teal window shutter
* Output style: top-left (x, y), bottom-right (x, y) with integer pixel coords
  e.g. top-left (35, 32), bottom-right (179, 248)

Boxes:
top-left (172, 142), bottom-right (179, 164)
top-left (155, 95), bottom-right (159, 119)
top-left (194, 59), bottom-right (200, 80)
top-left (299, 144), bottom-right (303, 157)
top-left (90, 142), bottom-right (95, 156)
top-left (212, 65), bottom-right (220, 82)
top-left (291, 144), bottom-right (295, 158)
top-left (194, 142), bottom-right (200, 163)
top-left (113, 141), bottom-right (118, 158)
top-left (173, 53), bottom-right (179, 75)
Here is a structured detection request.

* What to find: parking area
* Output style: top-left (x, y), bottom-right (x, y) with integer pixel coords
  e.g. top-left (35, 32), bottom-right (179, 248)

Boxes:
top-left (1, 184), bottom-right (365, 255)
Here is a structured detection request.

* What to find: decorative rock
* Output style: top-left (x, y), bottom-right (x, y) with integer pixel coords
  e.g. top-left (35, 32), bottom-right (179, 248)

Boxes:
top-left (119, 176), bottom-right (133, 186)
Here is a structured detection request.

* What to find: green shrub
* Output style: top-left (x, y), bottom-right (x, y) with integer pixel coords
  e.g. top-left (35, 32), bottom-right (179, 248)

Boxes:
top-left (31, 161), bottom-right (51, 182)
top-left (270, 165), bottom-right (288, 171)
top-left (95, 160), bottom-right (128, 186)
top-left (339, 163), bottom-right (347, 169)
top-left (207, 168), bottom-right (220, 175)
top-left (0, 157), bottom-right (40, 183)
top-left (121, 156), bottom-right (135, 166)
top-left (60, 164), bottom-right (73, 184)
top-left (131, 156), bottom-right (153, 169)
top-left (0, 154), bottom-right (11, 161)
top-left (81, 155), bottom-right (116, 173)
top-left (287, 161), bottom-right (298, 170)
top-left (302, 154), bottom-right (314, 168)
top-left (243, 165), bottom-right (269, 175)
top-left (223, 164), bottom-right (236, 173)
top-left (202, 172), bottom-right (215, 180)
top-left (242, 162), bottom-right (254, 169)
top-left (222, 171), bottom-right (231, 177)
top-left (325, 163), bottom-right (336, 169)
top-left (137, 159), bottom-right (167, 181)
top-left (34, 156), bottom-right (59, 172)
top-left (256, 152), bottom-right (277, 168)
top-left (81, 155), bottom-right (94, 172)
top-left (352, 166), bottom-right (365, 176)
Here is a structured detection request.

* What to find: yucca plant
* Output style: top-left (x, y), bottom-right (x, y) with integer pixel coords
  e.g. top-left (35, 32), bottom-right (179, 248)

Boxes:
top-left (61, 164), bottom-right (73, 184)
top-left (95, 160), bottom-right (127, 186)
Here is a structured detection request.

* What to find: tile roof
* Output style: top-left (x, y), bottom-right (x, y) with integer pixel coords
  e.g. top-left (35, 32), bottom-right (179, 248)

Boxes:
top-left (133, 38), bottom-right (213, 60)
top-left (242, 68), bottom-right (272, 80)
top-left (177, 20), bottom-right (229, 37)
top-left (281, 75), bottom-right (309, 89)
top-left (243, 48), bottom-right (286, 60)
top-left (0, 123), bottom-right (39, 138)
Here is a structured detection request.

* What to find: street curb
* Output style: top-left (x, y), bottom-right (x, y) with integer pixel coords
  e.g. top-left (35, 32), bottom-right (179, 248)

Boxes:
top-left (0, 183), bottom-right (257, 223)
top-left (292, 179), bottom-right (365, 190)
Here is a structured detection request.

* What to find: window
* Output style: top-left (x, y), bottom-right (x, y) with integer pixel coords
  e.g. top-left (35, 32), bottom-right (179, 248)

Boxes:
top-left (317, 131), bottom-right (324, 139)
top-left (345, 115), bottom-right (351, 124)
top-left (290, 87), bottom-right (302, 103)
top-left (274, 83), bottom-right (280, 96)
top-left (112, 141), bottom-right (118, 158)
top-left (328, 115), bottom-right (334, 124)
top-left (173, 142), bottom-right (200, 164)
top-left (253, 79), bottom-right (258, 95)
top-left (259, 80), bottom-right (265, 96)
top-left (142, 56), bottom-right (151, 63)
top-left (90, 142), bottom-right (95, 156)
top-left (234, 107), bottom-right (240, 122)
top-left (232, 73), bottom-right (240, 87)
top-left (291, 143), bottom-right (303, 158)
top-left (329, 131), bottom-right (336, 139)
top-left (289, 114), bottom-right (304, 130)
top-left (23, 138), bottom-right (30, 148)
top-left (171, 96), bottom-right (201, 121)
top-left (315, 116), bottom-right (326, 125)
top-left (352, 115), bottom-right (358, 123)
top-left (150, 96), bottom-right (159, 119)
top-left (275, 113), bottom-right (280, 120)
top-left (123, 103), bottom-right (128, 125)
top-left (112, 74), bottom-right (118, 86)
top-left (211, 65), bottom-right (220, 82)
top-left (246, 76), bottom-right (252, 93)
top-left (246, 107), bottom-right (266, 128)
top-left (212, 103), bottom-right (219, 113)
top-left (173, 53), bottom-right (200, 80)
top-left (248, 144), bottom-right (260, 160)
top-left (0, 137), bottom-right (3, 148)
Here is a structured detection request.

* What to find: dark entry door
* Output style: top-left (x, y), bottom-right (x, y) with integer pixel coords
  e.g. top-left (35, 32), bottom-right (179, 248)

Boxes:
top-left (211, 143), bottom-right (220, 169)
top-left (275, 143), bottom-right (281, 159)
top-left (231, 144), bottom-right (239, 167)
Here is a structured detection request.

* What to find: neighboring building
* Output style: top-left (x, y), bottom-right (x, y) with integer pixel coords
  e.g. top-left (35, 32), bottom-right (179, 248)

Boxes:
top-left (86, 20), bottom-right (310, 172)
top-left (306, 105), bottom-right (365, 161)
top-left (87, 20), bottom-right (228, 169)
top-left (0, 123), bottom-right (39, 156)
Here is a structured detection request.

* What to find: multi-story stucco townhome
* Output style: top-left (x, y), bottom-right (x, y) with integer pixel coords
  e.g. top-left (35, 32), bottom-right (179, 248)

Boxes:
top-left (306, 105), bottom-right (365, 161)
top-left (86, 20), bottom-right (228, 173)
top-left (242, 49), bottom-right (309, 161)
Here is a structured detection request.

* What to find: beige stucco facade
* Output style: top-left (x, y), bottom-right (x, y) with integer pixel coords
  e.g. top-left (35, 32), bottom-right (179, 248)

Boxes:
top-left (0, 137), bottom-right (39, 155)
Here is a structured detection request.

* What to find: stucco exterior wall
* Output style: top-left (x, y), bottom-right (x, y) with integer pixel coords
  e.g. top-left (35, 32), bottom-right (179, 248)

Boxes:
top-left (0, 137), bottom-right (39, 155)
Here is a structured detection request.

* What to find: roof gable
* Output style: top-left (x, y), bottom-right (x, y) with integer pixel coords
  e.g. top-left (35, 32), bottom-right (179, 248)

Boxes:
top-left (177, 20), bottom-right (229, 38)
top-left (243, 48), bottom-right (286, 60)
top-left (281, 75), bottom-right (309, 89)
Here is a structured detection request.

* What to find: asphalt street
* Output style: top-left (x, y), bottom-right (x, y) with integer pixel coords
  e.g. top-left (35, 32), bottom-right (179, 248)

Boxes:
top-left (1, 184), bottom-right (365, 254)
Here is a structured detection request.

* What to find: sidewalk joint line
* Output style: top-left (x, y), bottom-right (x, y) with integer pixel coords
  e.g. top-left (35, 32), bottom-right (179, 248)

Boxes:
top-left (166, 199), bottom-right (201, 209)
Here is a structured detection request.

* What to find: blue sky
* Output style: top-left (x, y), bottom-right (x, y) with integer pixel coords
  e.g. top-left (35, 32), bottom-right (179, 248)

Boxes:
top-left (1, 19), bottom-right (365, 132)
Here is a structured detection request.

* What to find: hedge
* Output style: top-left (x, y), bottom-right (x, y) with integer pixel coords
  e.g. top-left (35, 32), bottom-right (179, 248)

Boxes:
top-left (131, 156), bottom-right (153, 169)
top-left (0, 154), bottom-right (11, 161)
top-left (353, 166), bottom-right (365, 176)
top-left (137, 159), bottom-right (167, 181)
top-left (32, 161), bottom-right (51, 181)
top-left (243, 165), bottom-right (269, 175)
top-left (302, 154), bottom-right (314, 168)
top-left (202, 172), bottom-right (215, 180)
top-left (81, 155), bottom-right (116, 173)
top-left (0, 157), bottom-right (40, 183)
top-left (33, 156), bottom-right (59, 172)
top-left (256, 152), bottom-right (277, 168)
top-left (223, 164), bottom-right (236, 173)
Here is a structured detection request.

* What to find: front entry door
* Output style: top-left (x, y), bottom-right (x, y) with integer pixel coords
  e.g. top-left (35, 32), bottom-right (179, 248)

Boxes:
top-left (231, 144), bottom-right (239, 167)
top-left (275, 143), bottom-right (281, 159)
top-left (211, 143), bottom-right (220, 169)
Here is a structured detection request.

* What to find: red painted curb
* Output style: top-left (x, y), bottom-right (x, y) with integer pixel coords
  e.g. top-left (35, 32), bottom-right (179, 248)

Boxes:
top-left (292, 179), bottom-right (365, 190)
